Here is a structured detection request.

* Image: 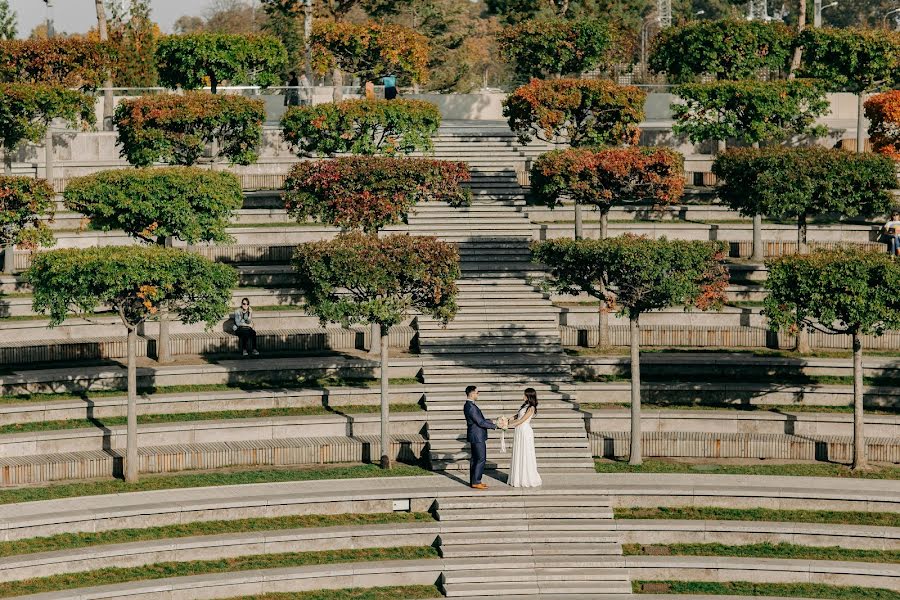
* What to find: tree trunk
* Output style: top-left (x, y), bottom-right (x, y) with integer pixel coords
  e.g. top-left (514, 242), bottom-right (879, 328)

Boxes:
top-left (851, 333), bottom-right (868, 470)
top-left (795, 328), bottom-right (811, 354)
top-left (368, 322), bottom-right (380, 356)
top-left (125, 326), bottom-right (139, 483)
top-left (95, 0), bottom-right (115, 131)
top-left (628, 313), bottom-right (642, 466)
top-left (44, 130), bottom-right (54, 184)
top-left (2, 245), bottom-right (14, 274)
top-left (597, 210), bottom-right (609, 348)
top-left (3, 146), bottom-right (11, 175)
top-left (788, 0), bottom-right (806, 79)
top-left (303, 0), bottom-right (313, 82)
top-left (751, 214), bottom-right (764, 262)
top-left (798, 211), bottom-right (808, 255)
top-left (856, 91), bottom-right (866, 153)
top-left (210, 75), bottom-right (218, 95)
top-left (379, 324), bottom-right (391, 469)
top-left (332, 68), bottom-right (344, 103)
top-left (600, 210), bottom-right (608, 240)
top-left (156, 237), bottom-right (172, 363)
top-left (574, 203), bottom-right (583, 240)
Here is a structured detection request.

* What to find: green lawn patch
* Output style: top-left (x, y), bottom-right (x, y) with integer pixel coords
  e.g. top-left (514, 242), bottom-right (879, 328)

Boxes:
top-left (614, 506), bottom-right (900, 528)
top-left (594, 458), bottom-right (900, 479)
top-left (225, 586), bottom-right (441, 600)
top-left (623, 542), bottom-right (899, 563)
top-left (580, 402), bottom-right (900, 416)
top-left (0, 378), bottom-right (422, 405)
top-left (634, 580), bottom-right (900, 599)
top-left (576, 371), bottom-right (899, 387)
top-left (0, 512), bottom-right (435, 559)
top-left (0, 463), bottom-right (433, 506)
top-left (0, 403), bottom-right (424, 436)
top-left (0, 546), bottom-right (439, 597)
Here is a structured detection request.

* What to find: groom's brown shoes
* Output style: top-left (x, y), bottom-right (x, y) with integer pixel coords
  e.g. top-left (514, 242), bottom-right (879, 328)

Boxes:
top-left (471, 483), bottom-right (488, 490)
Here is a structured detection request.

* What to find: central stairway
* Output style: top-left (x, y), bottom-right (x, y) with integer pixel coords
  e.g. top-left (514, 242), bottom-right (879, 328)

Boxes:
top-left (406, 139), bottom-right (594, 474)
top-left (435, 491), bottom-right (632, 597)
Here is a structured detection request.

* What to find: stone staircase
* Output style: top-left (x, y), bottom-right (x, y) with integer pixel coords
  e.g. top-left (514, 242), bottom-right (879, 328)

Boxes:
top-left (435, 491), bottom-right (632, 597)
top-left (407, 157), bottom-right (594, 475)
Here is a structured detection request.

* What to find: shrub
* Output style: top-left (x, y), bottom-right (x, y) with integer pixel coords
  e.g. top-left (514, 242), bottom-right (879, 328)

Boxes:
top-left (0, 84), bottom-right (95, 168)
top-left (0, 38), bottom-right (118, 89)
top-left (672, 79), bottom-right (829, 145)
top-left (155, 33), bottom-right (287, 93)
top-left (798, 27), bottom-right (900, 93)
top-left (284, 157), bottom-right (471, 232)
top-left (504, 78), bottom-right (645, 147)
top-left (63, 167), bottom-right (243, 244)
top-left (281, 99), bottom-right (441, 157)
top-left (0, 176), bottom-right (55, 249)
top-left (311, 20), bottom-right (429, 83)
top-left (649, 19), bottom-right (795, 82)
top-left (713, 146), bottom-right (897, 250)
top-left (865, 90), bottom-right (900, 160)
top-left (113, 92), bottom-right (265, 167)
top-left (498, 18), bottom-right (612, 80)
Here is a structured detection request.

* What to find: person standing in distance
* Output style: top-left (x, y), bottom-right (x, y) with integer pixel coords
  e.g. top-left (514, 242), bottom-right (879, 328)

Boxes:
top-left (463, 385), bottom-right (496, 489)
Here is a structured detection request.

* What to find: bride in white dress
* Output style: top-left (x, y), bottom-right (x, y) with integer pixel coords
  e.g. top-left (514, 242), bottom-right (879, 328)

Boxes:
top-left (506, 388), bottom-right (542, 488)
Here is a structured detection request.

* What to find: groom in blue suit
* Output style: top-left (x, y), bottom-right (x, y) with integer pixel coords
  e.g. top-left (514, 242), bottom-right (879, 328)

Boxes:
top-left (463, 385), bottom-right (496, 489)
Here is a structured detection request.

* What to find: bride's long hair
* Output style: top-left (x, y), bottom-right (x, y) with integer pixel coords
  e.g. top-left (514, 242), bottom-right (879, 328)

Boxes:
top-left (520, 387), bottom-right (538, 415)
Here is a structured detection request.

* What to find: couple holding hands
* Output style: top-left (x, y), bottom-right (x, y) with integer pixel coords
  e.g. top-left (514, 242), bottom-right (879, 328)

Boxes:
top-left (463, 385), bottom-right (542, 489)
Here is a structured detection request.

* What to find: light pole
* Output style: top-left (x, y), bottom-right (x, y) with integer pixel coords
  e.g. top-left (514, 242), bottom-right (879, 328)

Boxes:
top-left (814, 1), bottom-right (838, 27)
top-left (41, 0), bottom-right (55, 37)
top-left (640, 16), bottom-right (659, 74)
top-left (885, 7), bottom-right (900, 29)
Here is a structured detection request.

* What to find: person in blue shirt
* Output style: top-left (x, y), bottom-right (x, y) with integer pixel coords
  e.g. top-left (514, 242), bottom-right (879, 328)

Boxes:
top-left (383, 74), bottom-right (397, 100)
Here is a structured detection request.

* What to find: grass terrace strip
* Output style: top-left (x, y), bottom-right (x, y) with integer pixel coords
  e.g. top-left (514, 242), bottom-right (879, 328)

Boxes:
top-left (0, 546), bottom-right (439, 598)
top-left (0, 512), bottom-right (436, 559)
top-left (594, 458), bottom-right (900, 479)
top-left (223, 586), bottom-right (441, 600)
top-left (623, 542), bottom-right (900, 563)
top-left (568, 346), bottom-right (900, 359)
top-left (0, 404), bottom-right (425, 435)
top-left (581, 402), bottom-right (900, 415)
top-left (0, 378), bottom-right (423, 405)
top-left (0, 463), bottom-right (433, 505)
top-left (634, 580), bottom-right (900, 599)
top-left (614, 507), bottom-right (900, 528)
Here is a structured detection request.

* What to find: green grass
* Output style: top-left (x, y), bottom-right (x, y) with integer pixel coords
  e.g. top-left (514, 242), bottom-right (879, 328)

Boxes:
top-left (614, 506), bottom-right (900, 528)
top-left (634, 580), bottom-right (900, 599)
top-left (576, 371), bottom-right (900, 387)
top-left (594, 458), bottom-right (900, 479)
top-left (0, 546), bottom-right (439, 597)
top-left (623, 542), bottom-right (900, 563)
top-left (0, 378), bottom-right (422, 405)
top-left (0, 463), bottom-right (433, 506)
top-left (0, 512), bottom-right (435, 559)
top-left (0, 403), bottom-right (424, 436)
top-left (224, 586), bottom-right (441, 600)
top-left (579, 402), bottom-right (900, 416)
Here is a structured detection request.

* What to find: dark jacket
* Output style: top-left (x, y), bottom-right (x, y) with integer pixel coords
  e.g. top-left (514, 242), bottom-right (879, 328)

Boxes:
top-left (464, 399), bottom-right (495, 444)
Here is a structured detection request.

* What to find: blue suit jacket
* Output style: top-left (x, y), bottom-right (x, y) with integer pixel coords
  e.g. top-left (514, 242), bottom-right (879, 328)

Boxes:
top-left (464, 400), bottom-right (496, 444)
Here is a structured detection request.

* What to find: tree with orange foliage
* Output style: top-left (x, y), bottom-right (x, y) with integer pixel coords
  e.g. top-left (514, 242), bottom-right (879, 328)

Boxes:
top-left (865, 90), bottom-right (900, 161)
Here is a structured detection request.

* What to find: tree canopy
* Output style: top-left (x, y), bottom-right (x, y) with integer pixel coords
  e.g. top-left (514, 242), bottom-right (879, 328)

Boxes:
top-left (0, 38), bottom-right (117, 89)
top-left (504, 78), bottom-right (645, 147)
top-left (865, 90), bottom-right (900, 160)
top-left (712, 146), bottom-right (897, 249)
top-left (62, 167), bottom-right (243, 245)
top-left (284, 156), bottom-right (471, 232)
top-left (797, 27), bottom-right (900, 93)
top-left (649, 20), bottom-right (795, 82)
top-left (672, 79), bottom-right (829, 145)
top-left (498, 17), bottom-right (611, 80)
top-left (281, 99), bottom-right (442, 157)
top-left (113, 92), bottom-right (265, 167)
top-left (293, 230), bottom-right (460, 327)
top-left (0, 176), bottom-right (54, 250)
top-left (155, 33), bottom-right (287, 93)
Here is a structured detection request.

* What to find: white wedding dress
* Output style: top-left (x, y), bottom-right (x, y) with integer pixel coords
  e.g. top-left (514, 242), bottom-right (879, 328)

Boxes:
top-left (508, 406), bottom-right (542, 488)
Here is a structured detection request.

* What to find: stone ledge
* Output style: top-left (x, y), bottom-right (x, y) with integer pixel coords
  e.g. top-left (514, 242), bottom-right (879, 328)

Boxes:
top-left (617, 519), bottom-right (900, 550)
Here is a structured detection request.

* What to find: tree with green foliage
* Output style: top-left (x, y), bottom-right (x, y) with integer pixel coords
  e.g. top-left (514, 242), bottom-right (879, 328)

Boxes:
top-left (311, 20), bottom-right (430, 84)
top-left (0, 39), bottom-right (118, 90)
top-left (284, 156), bottom-right (470, 232)
top-left (293, 231), bottom-right (459, 469)
top-left (533, 235), bottom-right (728, 465)
top-left (765, 248), bottom-right (900, 470)
top-left (498, 17), bottom-right (611, 80)
top-left (107, 0), bottom-right (160, 88)
top-left (504, 78), bottom-right (645, 147)
top-left (0, 176), bottom-right (54, 274)
top-left (0, 84), bottom-right (95, 174)
top-left (713, 147), bottom-right (897, 253)
top-left (63, 167), bottom-right (243, 363)
top-left (281, 99), bottom-right (441, 157)
top-left (0, 0), bottom-right (16, 40)
top-left (26, 246), bottom-right (237, 482)
top-left (797, 27), bottom-right (900, 153)
top-left (649, 20), bottom-right (795, 82)
top-left (113, 92), bottom-right (265, 167)
top-left (156, 33), bottom-right (287, 93)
